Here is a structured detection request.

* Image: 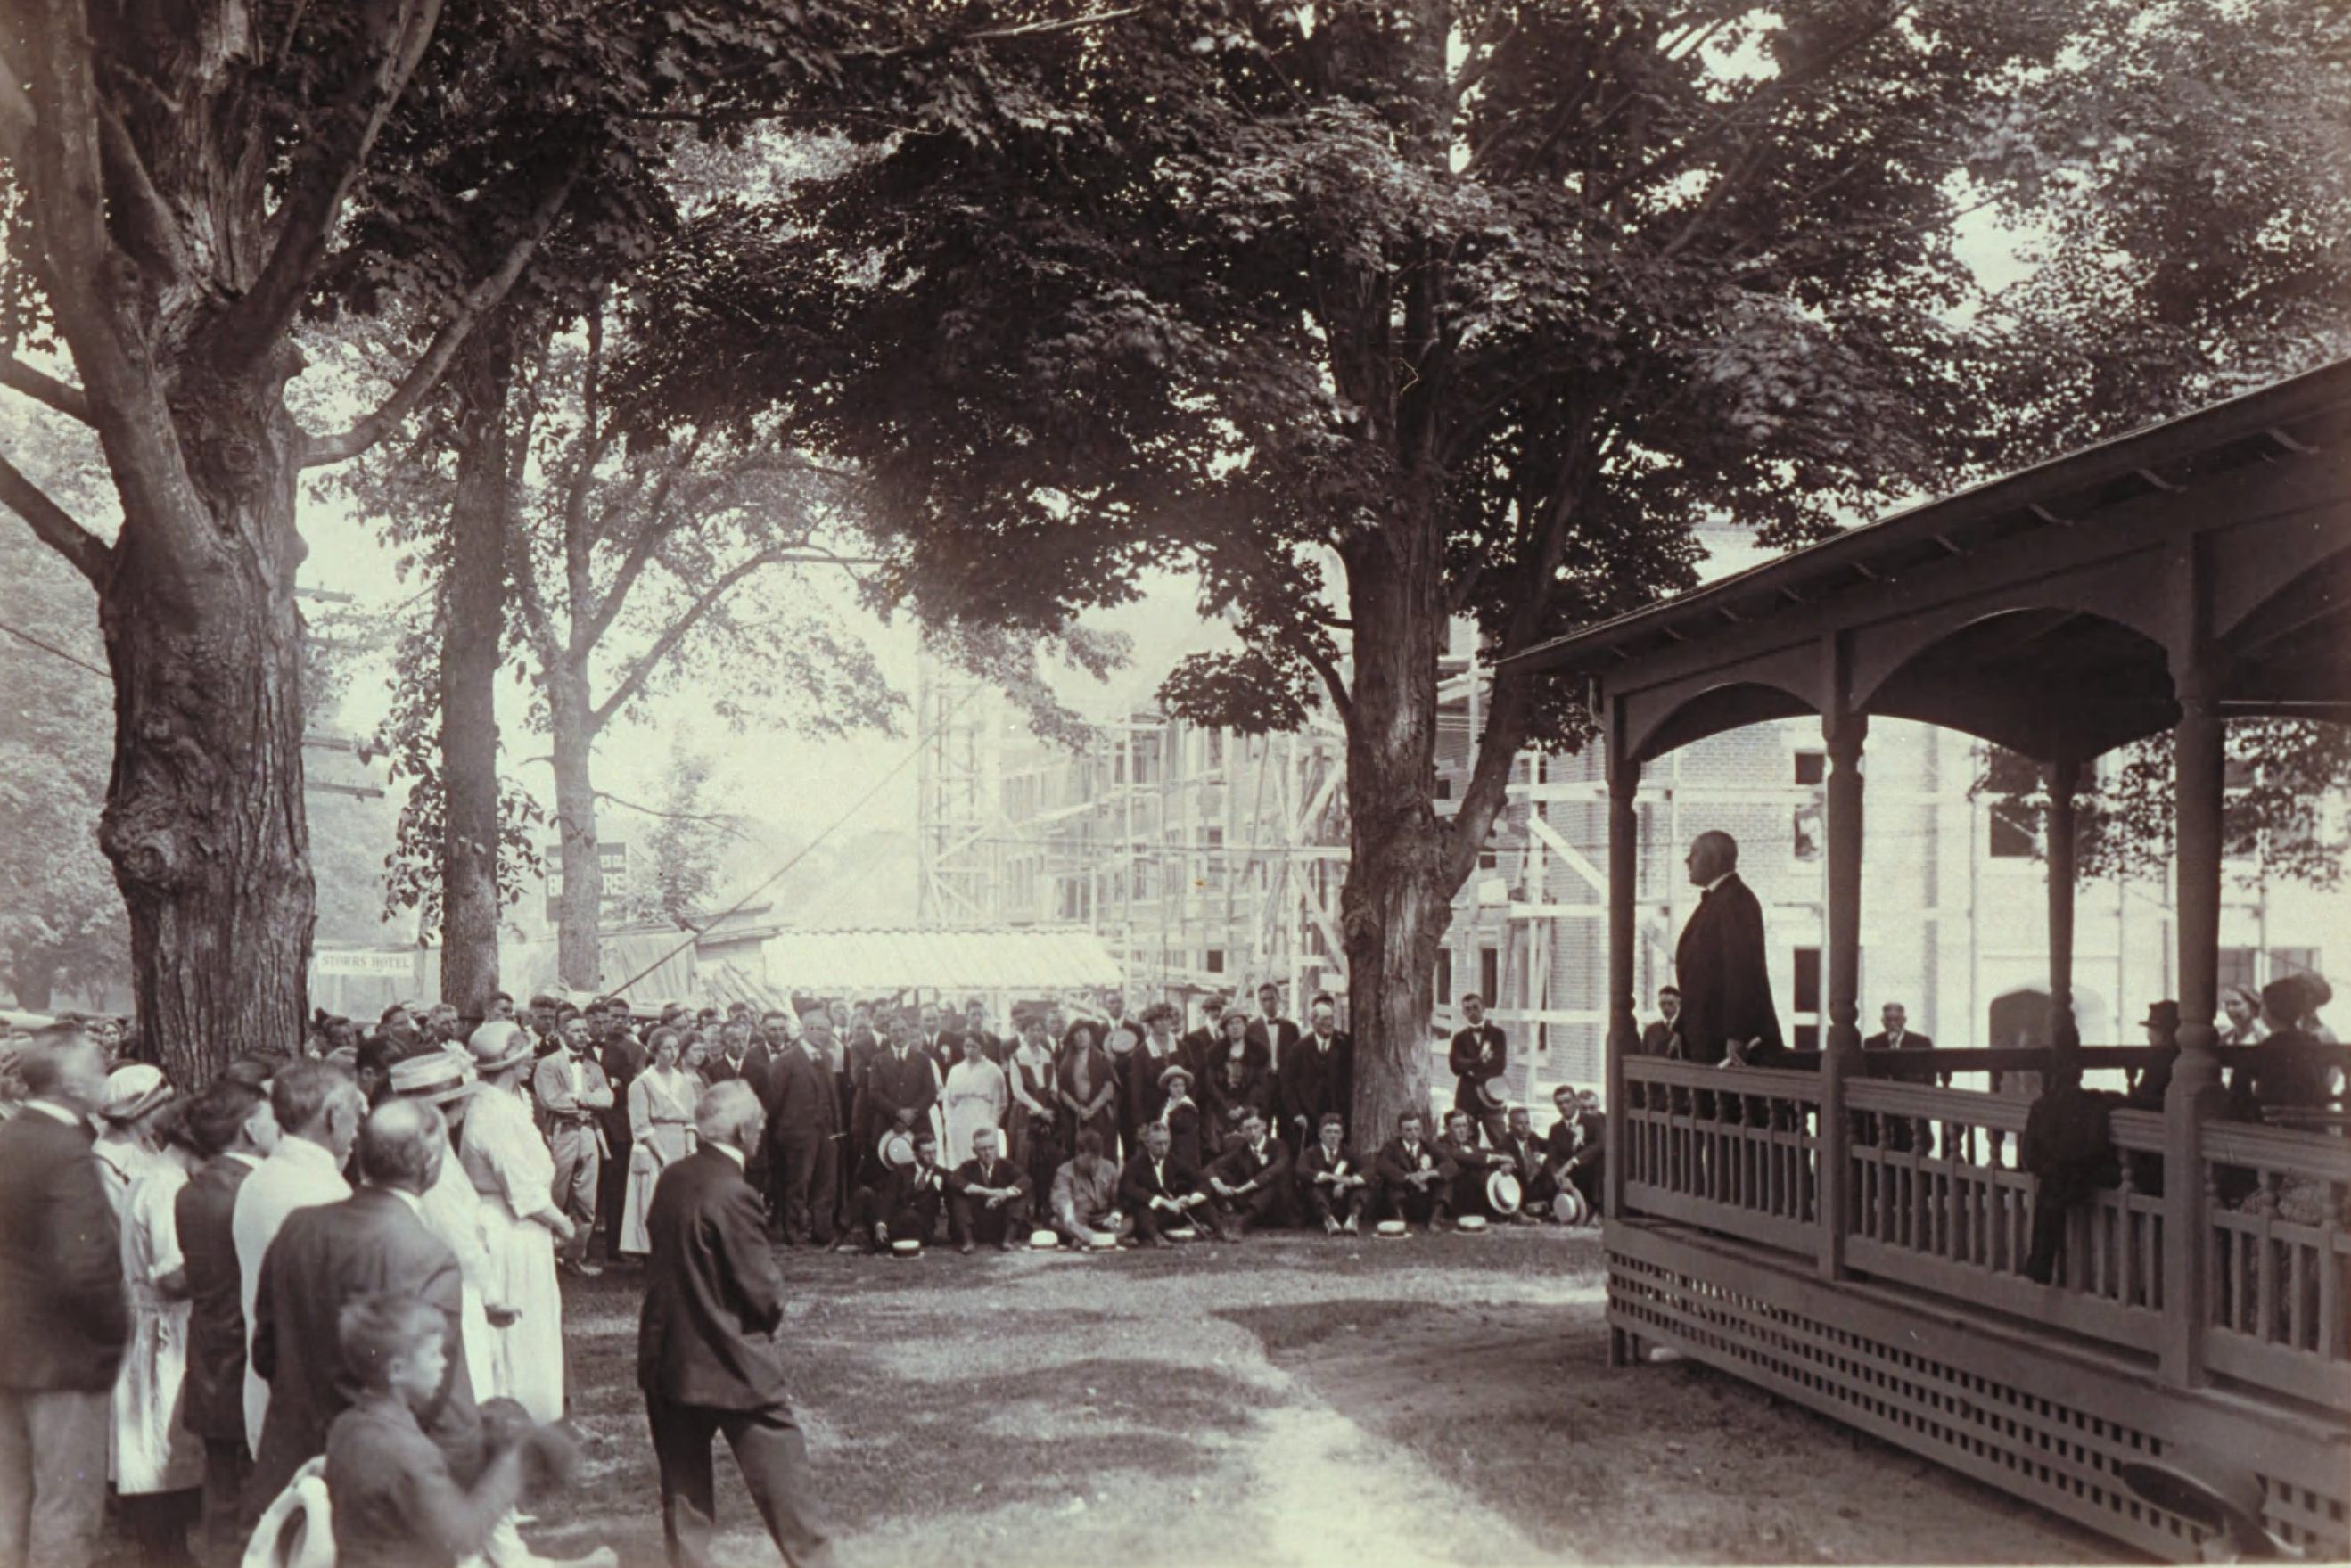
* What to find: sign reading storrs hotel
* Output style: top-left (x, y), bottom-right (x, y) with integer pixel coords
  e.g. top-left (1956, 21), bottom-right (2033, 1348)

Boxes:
top-left (311, 949), bottom-right (418, 977)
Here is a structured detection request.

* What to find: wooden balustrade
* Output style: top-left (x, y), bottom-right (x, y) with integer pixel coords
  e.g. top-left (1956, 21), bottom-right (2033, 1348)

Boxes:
top-left (1616, 1055), bottom-right (2350, 1410)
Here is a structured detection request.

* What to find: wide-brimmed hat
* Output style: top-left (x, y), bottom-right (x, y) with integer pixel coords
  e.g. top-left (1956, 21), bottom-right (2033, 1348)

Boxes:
top-left (878, 1129), bottom-right (917, 1170)
top-left (1486, 1170), bottom-right (1524, 1216)
top-left (1475, 1077), bottom-right (1510, 1111)
top-left (1160, 1061), bottom-right (1194, 1088)
top-left (465, 1021), bottom-right (535, 1078)
top-left (389, 1051), bottom-right (479, 1106)
top-left (98, 1063), bottom-right (173, 1125)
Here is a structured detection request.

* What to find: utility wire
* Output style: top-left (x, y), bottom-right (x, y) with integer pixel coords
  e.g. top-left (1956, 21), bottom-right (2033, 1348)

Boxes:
top-left (0, 619), bottom-right (106, 677)
top-left (600, 680), bottom-right (988, 1000)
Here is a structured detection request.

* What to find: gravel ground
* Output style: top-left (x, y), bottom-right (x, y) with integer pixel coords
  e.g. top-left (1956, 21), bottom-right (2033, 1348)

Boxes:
top-left (527, 1227), bottom-right (2122, 1567)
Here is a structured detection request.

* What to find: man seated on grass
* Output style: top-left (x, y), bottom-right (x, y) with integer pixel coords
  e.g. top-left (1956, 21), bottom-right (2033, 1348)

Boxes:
top-left (1049, 1130), bottom-right (1132, 1246)
top-left (1548, 1084), bottom-right (1607, 1216)
top-left (325, 1293), bottom-right (569, 1568)
top-left (1376, 1111), bottom-right (1454, 1230)
top-left (1205, 1109), bottom-right (1293, 1237)
top-left (1296, 1113), bottom-right (1372, 1234)
top-left (947, 1126), bottom-right (1032, 1253)
top-left (1492, 1104), bottom-right (1556, 1225)
top-left (1118, 1121), bottom-right (1212, 1248)
top-left (1435, 1108), bottom-right (1515, 1222)
top-left (858, 1128), bottom-right (949, 1253)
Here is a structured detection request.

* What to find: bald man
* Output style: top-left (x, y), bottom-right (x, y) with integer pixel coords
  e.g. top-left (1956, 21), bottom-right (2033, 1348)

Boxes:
top-left (1673, 831), bottom-right (1784, 1068)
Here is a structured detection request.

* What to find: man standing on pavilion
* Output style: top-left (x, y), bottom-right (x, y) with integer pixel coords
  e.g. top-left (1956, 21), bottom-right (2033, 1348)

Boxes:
top-left (1673, 831), bottom-right (1785, 1070)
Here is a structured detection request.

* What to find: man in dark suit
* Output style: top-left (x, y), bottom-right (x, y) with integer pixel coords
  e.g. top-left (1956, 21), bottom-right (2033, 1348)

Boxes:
top-left (248, 1099), bottom-right (479, 1525)
top-left (860, 1018), bottom-right (938, 1153)
top-left (1278, 997), bottom-right (1353, 1150)
top-left (1245, 982), bottom-right (1299, 1072)
top-left (856, 1129), bottom-right (948, 1252)
top-left (1862, 1000), bottom-right (1938, 1147)
top-left (1375, 1111), bottom-right (1454, 1229)
top-left (1447, 993), bottom-right (1509, 1144)
top-left (1205, 1109), bottom-right (1293, 1236)
top-left (1492, 1104), bottom-right (1556, 1224)
top-left (1674, 831), bottom-right (1785, 1067)
top-left (1295, 1114), bottom-right (1373, 1233)
top-left (1435, 1109), bottom-right (1514, 1220)
top-left (1118, 1122), bottom-right (1212, 1247)
top-left (766, 1018), bottom-right (840, 1249)
top-left (638, 1081), bottom-right (832, 1568)
top-left (0, 1022), bottom-right (125, 1568)
top-left (1180, 995), bottom-right (1227, 1080)
top-left (175, 1077), bottom-right (276, 1564)
top-left (945, 1127), bottom-right (1032, 1252)
top-left (1640, 987), bottom-right (1682, 1056)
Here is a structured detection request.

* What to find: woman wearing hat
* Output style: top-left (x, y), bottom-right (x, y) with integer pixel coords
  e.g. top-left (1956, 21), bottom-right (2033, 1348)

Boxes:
top-left (620, 1028), bottom-right (698, 1258)
top-left (1200, 1013), bottom-right (1271, 1157)
top-left (94, 1063), bottom-right (177, 1219)
top-left (1155, 1062), bottom-right (1204, 1169)
top-left (1004, 1014), bottom-right (1059, 1192)
top-left (388, 1050), bottom-right (506, 1400)
top-left (456, 1022), bottom-right (568, 1423)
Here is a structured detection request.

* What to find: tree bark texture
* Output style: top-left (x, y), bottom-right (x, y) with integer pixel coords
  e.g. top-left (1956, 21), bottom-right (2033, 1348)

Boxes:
top-left (98, 385), bottom-right (316, 1086)
top-left (549, 662), bottom-right (604, 991)
top-left (1336, 522), bottom-right (1453, 1148)
top-left (438, 329), bottom-right (514, 1022)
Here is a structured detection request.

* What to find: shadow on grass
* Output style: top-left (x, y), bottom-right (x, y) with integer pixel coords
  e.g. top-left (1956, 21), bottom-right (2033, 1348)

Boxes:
top-left (535, 1321), bottom-right (1258, 1564)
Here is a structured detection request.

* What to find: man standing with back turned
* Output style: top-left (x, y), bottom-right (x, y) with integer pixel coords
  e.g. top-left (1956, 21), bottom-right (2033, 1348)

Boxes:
top-left (639, 1081), bottom-right (832, 1568)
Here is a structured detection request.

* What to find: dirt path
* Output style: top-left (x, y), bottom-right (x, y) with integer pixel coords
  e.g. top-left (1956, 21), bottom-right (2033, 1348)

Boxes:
top-left (539, 1231), bottom-right (2116, 1567)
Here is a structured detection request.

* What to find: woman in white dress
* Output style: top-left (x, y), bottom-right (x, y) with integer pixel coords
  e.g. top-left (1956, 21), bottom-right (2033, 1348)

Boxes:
top-left (457, 1022), bottom-right (570, 1423)
top-left (941, 1031), bottom-right (1009, 1168)
top-left (621, 1029), bottom-right (698, 1256)
top-left (115, 1108), bottom-right (203, 1566)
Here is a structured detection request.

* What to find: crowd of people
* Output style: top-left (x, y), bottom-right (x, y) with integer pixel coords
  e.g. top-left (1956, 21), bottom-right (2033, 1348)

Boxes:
top-left (0, 981), bottom-right (1599, 1568)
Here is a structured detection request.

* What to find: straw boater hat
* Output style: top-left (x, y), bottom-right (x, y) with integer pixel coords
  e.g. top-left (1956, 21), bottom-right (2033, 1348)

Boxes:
top-left (465, 1021), bottom-right (536, 1078)
top-left (98, 1063), bottom-right (173, 1126)
top-left (1375, 1218), bottom-right (1409, 1237)
top-left (1086, 1229), bottom-right (1120, 1251)
top-left (389, 1051), bottom-right (479, 1106)
top-left (891, 1237), bottom-right (923, 1258)
top-left (1475, 1078), bottom-right (1510, 1112)
top-left (1029, 1229), bottom-right (1061, 1250)
top-left (1456, 1213), bottom-right (1489, 1232)
top-left (1486, 1170), bottom-right (1524, 1216)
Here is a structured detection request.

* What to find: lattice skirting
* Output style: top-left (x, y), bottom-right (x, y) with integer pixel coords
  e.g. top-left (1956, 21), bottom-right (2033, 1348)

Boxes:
top-left (1606, 1221), bottom-right (2350, 1562)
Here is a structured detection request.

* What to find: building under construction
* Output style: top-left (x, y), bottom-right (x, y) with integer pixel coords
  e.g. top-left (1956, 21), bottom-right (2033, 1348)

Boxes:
top-left (917, 625), bottom-right (2347, 1105)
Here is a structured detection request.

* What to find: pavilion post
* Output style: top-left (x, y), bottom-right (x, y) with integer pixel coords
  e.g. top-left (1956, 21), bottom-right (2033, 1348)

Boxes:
top-left (2046, 756), bottom-right (2083, 1069)
top-left (1817, 706), bottom-right (1866, 1281)
top-left (1605, 744), bottom-right (1640, 1367)
top-left (2161, 645), bottom-right (2228, 1386)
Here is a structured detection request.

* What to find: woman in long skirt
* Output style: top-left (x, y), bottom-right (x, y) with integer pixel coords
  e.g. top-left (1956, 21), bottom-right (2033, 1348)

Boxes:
top-left (1056, 1022), bottom-right (1119, 1158)
top-left (941, 1032), bottom-right (1009, 1168)
top-left (620, 1029), bottom-right (698, 1256)
top-left (115, 1112), bottom-right (203, 1567)
top-left (458, 1022), bottom-right (570, 1423)
top-left (1005, 1015), bottom-right (1057, 1178)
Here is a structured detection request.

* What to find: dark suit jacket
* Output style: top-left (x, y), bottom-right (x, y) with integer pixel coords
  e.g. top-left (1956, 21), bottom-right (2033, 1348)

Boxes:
top-left (1863, 1030), bottom-right (1939, 1084)
top-left (1123, 1046), bottom-right (1188, 1129)
top-left (765, 1047), bottom-right (839, 1143)
top-left (1117, 1152), bottom-right (1204, 1209)
top-left (1448, 1023), bottom-right (1508, 1110)
top-left (637, 1148), bottom-right (787, 1412)
top-left (1210, 1136), bottom-right (1291, 1193)
top-left (947, 1156), bottom-right (1031, 1203)
top-left (879, 1162), bottom-right (948, 1223)
top-left (1674, 874), bottom-right (1783, 1064)
top-left (0, 1106), bottom-right (127, 1392)
top-left (865, 1047), bottom-right (939, 1131)
top-left (1295, 1141), bottom-right (1366, 1189)
top-left (1375, 1137), bottom-right (1453, 1187)
top-left (1278, 1033), bottom-right (1353, 1135)
top-left (1245, 1015), bottom-right (1301, 1066)
top-left (176, 1153), bottom-right (258, 1441)
top-left (251, 1186), bottom-right (474, 1504)
top-left (1640, 1020), bottom-right (1680, 1058)
top-left (1199, 1063), bottom-right (1273, 1144)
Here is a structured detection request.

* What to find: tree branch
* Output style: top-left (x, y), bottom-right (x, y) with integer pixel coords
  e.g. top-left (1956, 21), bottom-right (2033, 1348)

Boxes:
top-left (222, 0), bottom-right (446, 361)
top-left (590, 546), bottom-right (791, 732)
top-left (0, 357), bottom-right (93, 424)
top-left (300, 164), bottom-right (580, 468)
top-left (0, 450), bottom-right (111, 586)
top-left (843, 5), bottom-right (1142, 58)
top-left (581, 426), bottom-right (712, 653)
top-left (594, 790), bottom-right (757, 842)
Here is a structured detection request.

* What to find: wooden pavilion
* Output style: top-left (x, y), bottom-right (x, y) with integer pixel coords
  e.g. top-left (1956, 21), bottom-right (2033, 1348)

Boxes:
top-left (1501, 358), bottom-right (2351, 1559)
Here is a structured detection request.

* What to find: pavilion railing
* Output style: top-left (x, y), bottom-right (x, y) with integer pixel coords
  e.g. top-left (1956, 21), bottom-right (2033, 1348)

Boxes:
top-left (1615, 1054), bottom-right (2350, 1410)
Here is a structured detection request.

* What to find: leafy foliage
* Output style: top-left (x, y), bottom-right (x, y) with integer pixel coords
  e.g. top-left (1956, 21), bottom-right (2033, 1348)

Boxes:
top-left (608, 751), bottom-right (743, 929)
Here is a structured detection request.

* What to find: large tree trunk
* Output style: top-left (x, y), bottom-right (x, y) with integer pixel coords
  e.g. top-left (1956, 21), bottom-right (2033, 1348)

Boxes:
top-left (1336, 522), bottom-right (1454, 1147)
top-left (97, 386), bottom-right (315, 1087)
top-left (438, 328), bottom-right (514, 1024)
top-left (549, 662), bottom-right (603, 991)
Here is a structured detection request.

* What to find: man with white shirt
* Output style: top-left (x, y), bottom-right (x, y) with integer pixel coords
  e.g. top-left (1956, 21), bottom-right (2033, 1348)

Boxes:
top-left (232, 1061), bottom-right (365, 1465)
top-left (246, 1099), bottom-right (479, 1527)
